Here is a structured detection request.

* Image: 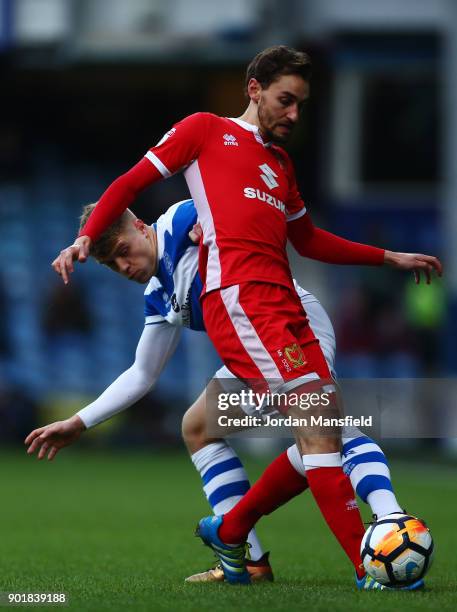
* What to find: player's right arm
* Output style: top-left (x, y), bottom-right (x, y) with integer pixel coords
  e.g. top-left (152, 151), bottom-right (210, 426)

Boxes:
top-left (24, 322), bottom-right (181, 460)
top-left (53, 113), bottom-right (211, 283)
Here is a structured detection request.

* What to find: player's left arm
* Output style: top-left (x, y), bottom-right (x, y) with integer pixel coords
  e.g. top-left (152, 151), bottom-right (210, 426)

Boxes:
top-left (287, 213), bottom-right (442, 284)
top-left (284, 156), bottom-right (442, 283)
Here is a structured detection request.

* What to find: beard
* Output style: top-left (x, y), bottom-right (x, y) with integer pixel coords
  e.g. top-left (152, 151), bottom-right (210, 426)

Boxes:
top-left (258, 100), bottom-right (290, 144)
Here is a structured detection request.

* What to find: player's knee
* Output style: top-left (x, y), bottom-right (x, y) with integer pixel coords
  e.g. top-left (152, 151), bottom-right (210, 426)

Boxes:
top-left (292, 386), bottom-right (342, 454)
top-left (181, 406), bottom-right (207, 452)
top-left (301, 437), bottom-right (341, 454)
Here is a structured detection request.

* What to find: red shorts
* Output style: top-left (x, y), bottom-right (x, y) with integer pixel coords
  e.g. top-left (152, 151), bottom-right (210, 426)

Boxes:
top-left (202, 282), bottom-right (332, 393)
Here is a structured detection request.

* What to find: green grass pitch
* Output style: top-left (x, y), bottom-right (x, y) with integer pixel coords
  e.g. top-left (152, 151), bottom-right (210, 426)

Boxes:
top-left (1, 449), bottom-right (456, 611)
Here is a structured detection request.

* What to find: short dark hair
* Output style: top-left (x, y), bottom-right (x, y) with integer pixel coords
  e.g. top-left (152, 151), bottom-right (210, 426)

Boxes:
top-left (245, 45), bottom-right (312, 95)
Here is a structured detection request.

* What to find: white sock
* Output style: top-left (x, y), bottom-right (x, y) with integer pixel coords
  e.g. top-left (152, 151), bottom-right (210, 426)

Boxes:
top-left (191, 441), bottom-right (265, 561)
top-left (287, 444), bottom-right (307, 477)
top-left (342, 435), bottom-right (403, 517)
top-left (302, 452), bottom-right (342, 471)
top-left (367, 490), bottom-right (403, 518)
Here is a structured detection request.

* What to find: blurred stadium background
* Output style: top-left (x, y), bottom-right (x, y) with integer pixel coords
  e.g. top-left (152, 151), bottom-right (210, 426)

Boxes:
top-left (1, 1), bottom-right (457, 608)
top-left (1, 0), bottom-right (456, 452)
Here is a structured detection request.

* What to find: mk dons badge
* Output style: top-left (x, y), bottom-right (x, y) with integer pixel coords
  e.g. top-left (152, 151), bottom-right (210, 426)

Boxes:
top-left (284, 343), bottom-right (306, 368)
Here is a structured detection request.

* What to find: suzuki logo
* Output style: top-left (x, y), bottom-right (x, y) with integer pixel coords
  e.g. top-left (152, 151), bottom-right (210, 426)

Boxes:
top-left (259, 163), bottom-right (279, 189)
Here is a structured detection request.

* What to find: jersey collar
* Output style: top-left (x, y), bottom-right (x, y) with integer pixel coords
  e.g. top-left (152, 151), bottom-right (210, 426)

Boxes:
top-left (227, 117), bottom-right (272, 147)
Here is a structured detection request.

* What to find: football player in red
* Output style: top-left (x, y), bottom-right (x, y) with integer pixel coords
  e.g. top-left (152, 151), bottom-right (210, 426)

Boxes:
top-left (52, 46), bottom-right (441, 587)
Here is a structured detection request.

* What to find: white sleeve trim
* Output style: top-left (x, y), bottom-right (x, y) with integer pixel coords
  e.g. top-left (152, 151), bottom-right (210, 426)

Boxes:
top-left (145, 314), bottom-right (166, 324)
top-left (144, 151), bottom-right (171, 178)
top-left (286, 207), bottom-right (307, 222)
top-left (77, 323), bottom-right (181, 428)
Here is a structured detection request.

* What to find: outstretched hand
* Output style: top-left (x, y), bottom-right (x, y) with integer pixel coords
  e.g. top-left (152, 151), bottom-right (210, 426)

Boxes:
top-left (384, 251), bottom-right (443, 284)
top-left (52, 235), bottom-right (92, 284)
top-left (24, 415), bottom-right (86, 461)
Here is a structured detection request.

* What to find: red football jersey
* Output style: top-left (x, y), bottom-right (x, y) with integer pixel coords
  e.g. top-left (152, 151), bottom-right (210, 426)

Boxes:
top-left (146, 113), bottom-right (306, 293)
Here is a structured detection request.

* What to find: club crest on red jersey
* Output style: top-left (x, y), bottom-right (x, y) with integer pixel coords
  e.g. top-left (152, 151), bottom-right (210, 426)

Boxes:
top-left (284, 343), bottom-right (306, 368)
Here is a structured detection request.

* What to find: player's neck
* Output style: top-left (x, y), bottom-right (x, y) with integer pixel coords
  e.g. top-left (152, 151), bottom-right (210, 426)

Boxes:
top-left (237, 103), bottom-right (261, 132)
top-left (147, 226), bottom-right (159, 275)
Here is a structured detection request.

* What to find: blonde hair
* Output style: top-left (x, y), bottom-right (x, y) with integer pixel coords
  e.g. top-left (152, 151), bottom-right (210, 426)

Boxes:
top-left (79, 203), bottom-right (134, 261)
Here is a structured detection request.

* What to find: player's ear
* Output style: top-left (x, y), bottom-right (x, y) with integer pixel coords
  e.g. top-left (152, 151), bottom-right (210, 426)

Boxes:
top-left (134, 218), bottom-right (146, 232)
top-left (247, 78), bottom-right (261, 103)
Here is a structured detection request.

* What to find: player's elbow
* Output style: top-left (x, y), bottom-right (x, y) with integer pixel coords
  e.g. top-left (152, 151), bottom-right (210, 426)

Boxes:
top-left (290, 239), bottom-right (309, 258)
top-left (130, 363), bottom-right (156, 395)
top-left (287, 215), bottom-right (315, 258)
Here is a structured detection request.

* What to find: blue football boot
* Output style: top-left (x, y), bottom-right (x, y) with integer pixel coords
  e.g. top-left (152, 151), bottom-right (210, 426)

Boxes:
top-left (356, 573), bottom-right (424, 591)
top-left (195, 516), bottom-right (251, 585)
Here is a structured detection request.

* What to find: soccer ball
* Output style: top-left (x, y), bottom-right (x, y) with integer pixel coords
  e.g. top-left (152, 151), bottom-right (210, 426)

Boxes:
top-left (360, 513), bottom-right (434, 586)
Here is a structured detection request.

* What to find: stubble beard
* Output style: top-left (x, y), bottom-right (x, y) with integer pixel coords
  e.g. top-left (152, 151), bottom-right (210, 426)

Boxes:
top-left (258, 100), bottom-right (288, 144)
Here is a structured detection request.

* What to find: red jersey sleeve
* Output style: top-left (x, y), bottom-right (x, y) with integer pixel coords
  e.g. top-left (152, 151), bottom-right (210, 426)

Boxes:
top-left (144, 112), bottom-right (211, 177)
top-left (275, 149), bottom-right (384, 264)
top-left (287, 213), bottom-right (385, 265)
top-left (280, 149), bottom-right (307, 222)
top-left (79, 113), bottom-right (211, 242)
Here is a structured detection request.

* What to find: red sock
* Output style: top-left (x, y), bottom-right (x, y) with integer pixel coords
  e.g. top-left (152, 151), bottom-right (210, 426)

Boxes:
top-left (218, 450), bottom-right (308, 544)
top-left (306, 467), bottom-right (365, 577)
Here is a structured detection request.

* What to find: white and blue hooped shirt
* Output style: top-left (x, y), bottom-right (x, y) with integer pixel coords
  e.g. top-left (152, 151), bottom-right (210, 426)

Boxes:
top-left (144, 199), bottom-right (205, 331)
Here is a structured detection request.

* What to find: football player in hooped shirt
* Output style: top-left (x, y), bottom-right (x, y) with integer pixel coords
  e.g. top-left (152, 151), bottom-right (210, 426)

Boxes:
top-left (53, 46), bottom-right (442, 587)
top-left (44, 200), bottom-right (435, 589)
